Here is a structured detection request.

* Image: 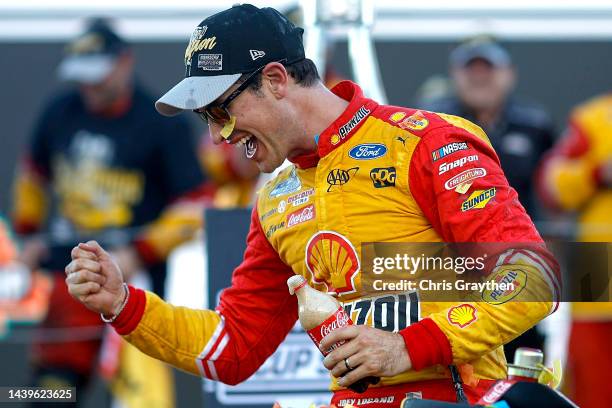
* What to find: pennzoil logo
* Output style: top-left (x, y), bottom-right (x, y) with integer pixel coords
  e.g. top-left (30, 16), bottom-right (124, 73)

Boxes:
top-left (338, 106), bottom-right (370, 139)
top-left (184, 25), bottom-right (217, 66)
top-left (370, 167), bottom-right (396, 188)
top-left (326, 167), bottom-right (358, 192)
top-left (305, 231), bottom-right (360, 295)
top-left (482, 269), bottom-right (527, 305)
top-left (398, 112), bottom-right (429, 131)
top-left (461, 188), bottom-right (496, 211)
top-left (447, 304), bottom-right (477, 328)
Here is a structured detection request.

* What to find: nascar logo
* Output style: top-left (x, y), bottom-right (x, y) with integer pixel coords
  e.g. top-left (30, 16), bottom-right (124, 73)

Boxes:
top-left (461, 188), bottom-right (496, 211)
top-left (432, 142), bottom-right (469, 162)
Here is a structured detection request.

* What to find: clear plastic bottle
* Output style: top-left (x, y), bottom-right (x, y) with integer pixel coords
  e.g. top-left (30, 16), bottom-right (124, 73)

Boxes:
top-left (287, 275), bottom-right (379, 393)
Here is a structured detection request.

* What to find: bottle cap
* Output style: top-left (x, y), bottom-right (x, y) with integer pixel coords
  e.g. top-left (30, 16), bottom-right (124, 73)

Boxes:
top-left (507, 347), bottom-right (544, 379)
top-left (287, 275), bottom-right (307, 295)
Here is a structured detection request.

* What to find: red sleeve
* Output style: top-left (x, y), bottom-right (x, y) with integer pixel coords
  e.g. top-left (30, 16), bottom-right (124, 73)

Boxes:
top-left (205, 205), bottom-right (298, 384)
top-left (409, 126), bottom-right (542, 243)
top-left (398, 125), bottom-right (559, 369)
top-left (113, 206), bottom-right (297, 385)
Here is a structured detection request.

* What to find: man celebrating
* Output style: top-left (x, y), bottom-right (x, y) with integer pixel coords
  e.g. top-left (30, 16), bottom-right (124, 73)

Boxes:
top-left (65, 4), bottom-right (560, 406)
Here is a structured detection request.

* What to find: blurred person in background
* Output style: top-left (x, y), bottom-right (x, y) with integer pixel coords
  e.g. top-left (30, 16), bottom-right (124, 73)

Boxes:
top-left (10, 18), bottom-right (206, 407)
top-left (537, 94), bottom-right (612, 408)
top-left (198, 136), bottom-right (260, 208)
top-left (422, 37), bottom-right (557, 362)
top-left (422, 36), bottom-right (556, 220)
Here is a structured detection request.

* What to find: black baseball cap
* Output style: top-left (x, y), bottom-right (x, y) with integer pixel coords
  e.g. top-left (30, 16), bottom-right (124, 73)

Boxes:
top-left (155, 4), bottom-right (305, 116)
top-left (450, 38), bottom-right (511, 68)
top-left (57, 18), bottom-right (129, 84)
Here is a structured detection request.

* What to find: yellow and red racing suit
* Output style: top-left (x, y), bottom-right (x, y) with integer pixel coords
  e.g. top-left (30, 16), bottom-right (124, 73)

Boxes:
top-left (109, 81), bottom-right (560, 406)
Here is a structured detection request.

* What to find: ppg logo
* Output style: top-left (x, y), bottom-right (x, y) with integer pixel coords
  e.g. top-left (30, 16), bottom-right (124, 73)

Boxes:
top-left (370, 167), bottom-right (396, 188)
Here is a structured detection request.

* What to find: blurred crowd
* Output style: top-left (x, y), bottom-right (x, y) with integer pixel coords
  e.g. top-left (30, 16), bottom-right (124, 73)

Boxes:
top-left (0, 15), bottom-right (610, 408)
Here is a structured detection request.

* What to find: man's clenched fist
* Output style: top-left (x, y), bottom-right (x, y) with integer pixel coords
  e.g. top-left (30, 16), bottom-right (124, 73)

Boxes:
top-left (65, 240), bottom-right (125, 316)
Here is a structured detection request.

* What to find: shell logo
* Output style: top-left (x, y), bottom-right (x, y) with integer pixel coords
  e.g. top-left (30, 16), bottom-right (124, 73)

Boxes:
top-left (305, 231), bottom-right (360, 295)
top-left (389, 112), bottom-right (407, 123)
top-left (447, 304), bottom-right (477, 328)
top-left (331, 134), bottom-right (341, 145)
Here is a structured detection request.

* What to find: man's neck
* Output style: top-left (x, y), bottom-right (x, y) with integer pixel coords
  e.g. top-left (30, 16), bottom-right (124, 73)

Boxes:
top-left (298, 82), bottom-right (350, 147)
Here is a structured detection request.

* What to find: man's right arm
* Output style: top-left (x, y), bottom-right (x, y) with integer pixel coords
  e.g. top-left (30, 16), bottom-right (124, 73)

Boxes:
top-left (109, 206), bottom-right (298, 384)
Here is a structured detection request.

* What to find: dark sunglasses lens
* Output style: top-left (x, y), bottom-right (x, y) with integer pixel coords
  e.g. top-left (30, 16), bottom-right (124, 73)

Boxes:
top-left (207, 106), bottom-right (231, 124)
top-left (195, 111), bottom-right (208, 123)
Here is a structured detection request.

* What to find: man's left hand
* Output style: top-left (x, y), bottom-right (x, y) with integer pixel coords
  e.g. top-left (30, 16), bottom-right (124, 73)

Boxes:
top-left (320, 325), bottom-right (412, 387)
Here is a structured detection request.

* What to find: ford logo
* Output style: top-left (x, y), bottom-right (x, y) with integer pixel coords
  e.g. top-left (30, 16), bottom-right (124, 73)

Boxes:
top-left (348, 143), bottom-right (388, 160)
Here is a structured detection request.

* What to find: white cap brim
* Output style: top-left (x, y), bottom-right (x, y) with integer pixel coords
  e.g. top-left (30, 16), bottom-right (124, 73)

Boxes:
top-left (155, 74), bottom-right (242, 117)
top-left (57, 54), bottom-right (116, 84)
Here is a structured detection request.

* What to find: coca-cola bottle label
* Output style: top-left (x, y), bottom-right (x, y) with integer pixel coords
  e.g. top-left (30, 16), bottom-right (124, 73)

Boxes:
top-left (307, 306), bottom-right (353, 356)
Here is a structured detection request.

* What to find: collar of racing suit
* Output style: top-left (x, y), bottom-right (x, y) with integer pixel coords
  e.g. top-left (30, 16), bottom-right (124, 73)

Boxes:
top-left (289, 80), bottom-right (379, 169)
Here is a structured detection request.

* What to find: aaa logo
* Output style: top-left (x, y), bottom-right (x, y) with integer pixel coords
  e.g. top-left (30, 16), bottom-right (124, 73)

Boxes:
top-left (326, 167), bottom-right (358, 192)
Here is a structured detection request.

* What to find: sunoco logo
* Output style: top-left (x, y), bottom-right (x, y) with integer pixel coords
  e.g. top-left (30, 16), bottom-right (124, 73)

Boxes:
top-left (326, 167), bottom-right (358, 192)
top-left (348, 143), bottom-right (387, 160)
top-left (461, 188), bottom-right (496, 211)
top-left (338, 106), bottom-right (370, 139)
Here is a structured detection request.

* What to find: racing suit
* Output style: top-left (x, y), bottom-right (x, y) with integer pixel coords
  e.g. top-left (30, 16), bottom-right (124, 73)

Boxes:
top-left (537, 94), bottom-right (612, 408)
top-left (109, 81), bottom-right (560, 406)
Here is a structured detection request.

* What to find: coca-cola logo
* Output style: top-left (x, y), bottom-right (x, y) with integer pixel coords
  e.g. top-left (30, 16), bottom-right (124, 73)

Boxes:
top-left (482, 380), bottom-right (514, 404)
top-left (287, 204), bottom-right (315, 227)
top-left (319, 309), bottom-right (350, 338)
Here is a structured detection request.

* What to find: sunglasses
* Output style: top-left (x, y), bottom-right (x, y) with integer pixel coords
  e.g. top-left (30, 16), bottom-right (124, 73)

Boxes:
top-left (194, 63), bottom-right (271, 126)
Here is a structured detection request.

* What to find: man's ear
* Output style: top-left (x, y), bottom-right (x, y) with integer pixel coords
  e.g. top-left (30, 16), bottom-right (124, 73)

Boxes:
top-left (261, 62), bottom-right (289, 99)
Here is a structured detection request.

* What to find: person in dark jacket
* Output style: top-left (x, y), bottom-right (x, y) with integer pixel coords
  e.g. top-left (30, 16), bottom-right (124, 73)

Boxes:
top-left (421, 36), bottom-right (556, 220)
